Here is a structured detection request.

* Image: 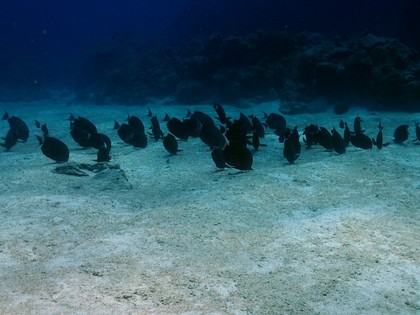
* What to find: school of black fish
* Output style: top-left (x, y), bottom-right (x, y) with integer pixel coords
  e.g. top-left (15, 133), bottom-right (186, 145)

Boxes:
top-left (1, 105), bottom-right (419, 171)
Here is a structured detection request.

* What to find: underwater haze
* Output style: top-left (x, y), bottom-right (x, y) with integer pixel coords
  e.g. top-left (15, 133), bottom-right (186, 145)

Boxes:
top-left (0, 0), bottom-right (419, 107)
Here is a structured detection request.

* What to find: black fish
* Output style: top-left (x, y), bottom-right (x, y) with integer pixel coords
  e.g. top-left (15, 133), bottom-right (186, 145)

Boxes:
top-left (303, 124), bottom-right (319, 148)
top-left (150, 115), bottom-right (163, 141)
top-left (353, 116), bottom-right (364, 134)
top-left (36, 135), bottom-right (69, 163)
top-left (283, 136), bottom-right (299, 163)
top-left (238, 113), bottom-right (253, 134)
top-left (251, 115), bottom-right (265, 138)
top-left (3, 111), bottom-right (29, 142)
top-left (414, 122), bottom-right (420, 142)
top-left (374, 123), bottom-right (384, 149)
top-left (72, 116), bottom-right (97, 135)
top-left (70, 121), bottom-right (92, 147)
top-left (372, 123), bottom-right (390, 149)
top-left (317, 127), bottom-right (333, 150)
top-left (224, 143), bottom-right (253, 171)
top-left (200, 125), bottom-right (221, 149)
top-left (248, 132), bottom-right (267, 151)
top-left (115, 119), bottom-right (142, 147)
top-left (277, 127), bottom-right (290, 143)
top-left (163, 133), bottom-right (180, 155)
top-left (343, 122), bottom-right (351, 146)
top-left (183, 118), bottom-right (202, 138)
top-left (35, 120), bottom-right (41, 128)
top-left (146, 108), bottom-right (153, 117)
top-left (333, 102), bottom-right (350, 115)
top-left (225, 119), bottom-right (249, 147)
top-left (265, 113), bottom-right (287, 132)
top-left (190, 111), bottom-right (215, 129)
top-left (92, 133), bottom-right (111, 162)
top-left (89, 133), bottom-right (111, 150)
top-left (100, 134), bottom-right (112, 151)
top-left (70, 116), bottom-right (98, 147)
top-left (200, 124), bottom-right (223, 149)
top-left (350, 133), bottom-right (372, 149)
top-left (95, 147), bottom-right (111, 162)
top-left (331, 128), bottom-right (346, 154)
top-left (290, 126), bottom-right (301, 156)
top-left (1, 127), bottom-right (19, 151)
top-left (93, 133), bottom-right (112, 162)
top-left (130, 130), bottom-right (148, 148)
top-left (214, 103), bottom-right (230, 124)
top-left (127, 115), bottom-right (144, 133)
top-left (339, 119), bottom-right (345, 129)
top-left (116, 122), bottom-right (133, 143)
top-left (393, 125), bottom-right (409, 144)
top-left (250, 132), bottom-right (261, 150)
top-left (211, 147), bottom-right (228, 169)
top-left (167, 117), bottom-right (190, 140)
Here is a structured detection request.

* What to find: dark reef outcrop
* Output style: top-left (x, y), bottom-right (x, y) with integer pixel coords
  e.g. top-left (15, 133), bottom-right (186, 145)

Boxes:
top-left (2, 31), bottom-right (419, 112)
top-left (79, 31), bottom-right (420, 111)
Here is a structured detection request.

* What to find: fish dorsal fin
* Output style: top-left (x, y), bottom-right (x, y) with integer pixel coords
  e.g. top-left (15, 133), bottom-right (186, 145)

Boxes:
top-left (2, 110), bottom-right (9, 120)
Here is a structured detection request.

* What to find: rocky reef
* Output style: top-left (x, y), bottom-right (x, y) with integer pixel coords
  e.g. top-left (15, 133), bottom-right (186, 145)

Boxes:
top-left (79, 31), bottom-right (420, 111)
top-left (2, 31), bottom-right (419, 111)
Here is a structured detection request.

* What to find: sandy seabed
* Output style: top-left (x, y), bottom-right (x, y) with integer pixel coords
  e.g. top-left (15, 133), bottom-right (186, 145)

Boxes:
top-left (0, 99), bottom-right (419, 315)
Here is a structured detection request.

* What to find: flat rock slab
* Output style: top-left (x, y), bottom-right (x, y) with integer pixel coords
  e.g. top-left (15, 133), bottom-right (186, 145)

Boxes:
top-left (52, 162), bottom-right (132, 190)
top-left (53, 162), bottom-right (121, 176)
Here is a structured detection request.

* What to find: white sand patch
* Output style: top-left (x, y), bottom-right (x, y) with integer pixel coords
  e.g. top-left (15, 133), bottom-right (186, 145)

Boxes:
top-left (0, 99), bottom-right (419, 314)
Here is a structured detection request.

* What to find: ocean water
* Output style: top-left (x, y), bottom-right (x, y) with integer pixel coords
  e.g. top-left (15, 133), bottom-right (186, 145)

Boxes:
top-left (0, 0), bottom-right (419, 107)
top-left (0, 1), bottom-right (419, 314)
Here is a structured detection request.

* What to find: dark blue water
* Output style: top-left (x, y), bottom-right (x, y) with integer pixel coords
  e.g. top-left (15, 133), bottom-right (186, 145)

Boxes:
top-left (0, 0), bottom-right (419, 109)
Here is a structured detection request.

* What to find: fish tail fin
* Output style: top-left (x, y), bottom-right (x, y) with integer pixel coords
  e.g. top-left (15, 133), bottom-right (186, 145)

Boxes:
top-left (2, 110), bottom-right (9, 120)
